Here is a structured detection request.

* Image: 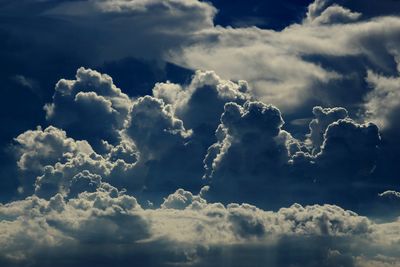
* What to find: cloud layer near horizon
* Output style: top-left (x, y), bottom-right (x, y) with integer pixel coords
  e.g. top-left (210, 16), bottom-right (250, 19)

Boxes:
top-left (1, 187), bottom-right (400, 267)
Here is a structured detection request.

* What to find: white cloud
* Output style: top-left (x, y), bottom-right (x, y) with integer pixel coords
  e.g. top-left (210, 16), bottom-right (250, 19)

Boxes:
top-left (172, 11), bottom-right (400, 112)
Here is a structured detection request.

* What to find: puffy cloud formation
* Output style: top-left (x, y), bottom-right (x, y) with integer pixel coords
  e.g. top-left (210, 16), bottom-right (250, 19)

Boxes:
top-left (316, 119), bottom-right (380, 175)
top-left (123, 70), bottom-right (251, 194)
top-left (44, 67), bottom-right (132, 146)
top-left (0, 188), bottom-right (399, 267)
top-left (306, 106), bottom-right (349, 153)
top-left (15, 126), bottom-right (94, 173)
top-left (125, 96), bottom-right (190, 157)
top-left (13, 66), bottom-right (389, 211)
top-left (201, 98), bottom-right (383, 208)
top-left (14, 125), bottom-right (137, 198)
top-left (203, 101), bottom-right (290, 179)
top-left (153, 70), bottom-right (250, 144)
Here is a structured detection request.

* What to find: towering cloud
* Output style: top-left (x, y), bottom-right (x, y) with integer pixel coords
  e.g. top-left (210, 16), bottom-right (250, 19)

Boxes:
top-left (44, 67), bottom-right (132, 147)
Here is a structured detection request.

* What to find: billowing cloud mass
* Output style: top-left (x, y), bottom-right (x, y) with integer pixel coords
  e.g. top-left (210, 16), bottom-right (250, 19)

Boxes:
top-left (2, 0), bottom-right (400, 266)
top-left (44, 67), bottom-right (132, 146)
top-left (1, 187), bottom-right (400, 267)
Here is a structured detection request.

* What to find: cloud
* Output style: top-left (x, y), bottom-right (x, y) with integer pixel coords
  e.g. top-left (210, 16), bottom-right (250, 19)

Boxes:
top-left (0, 187), bottom-right (399, 267)
top-left (201, 97), bottom-right (384, 209)
top-left (307, 4), bottom-right (362, 25)
top-left (364, 70), bottom-right (400, 131)
top-left (306, 0), bottom-right (400, 20)
top-left (171, 2), bottom-right (400, 114)
top-left (14, 125), bottom-right (139, 198)
top-left (379, 190), bottom-right (400, 200)
top-left (13, 66), bottom-right (391, 212)
top-left (316, 118), bottom-right (380, 176)
top-left (124, 95), bottom-right (190, 157)
top-left (306, 106), bottom-right (349, 154)
top-left (0, 0), bottom-right (216, 65)
top-left (44, 67), bottom-right (132, 147)
top-left (203, 100), bottom-right (302, 205)
top-left (154, 70), bottom-right (250, 148)
top-left (377, 191), bottom-right (400, 219)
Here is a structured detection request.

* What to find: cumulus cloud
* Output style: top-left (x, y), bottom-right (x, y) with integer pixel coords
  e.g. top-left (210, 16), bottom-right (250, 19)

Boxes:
top-left (200, 97), bottom-right (384, 208)
top-left (13, 66), bottom-right (391, 213)
top-left (44, 67), bottom-right (132, 147)
top-left (14, 125), bottom-right (138, 198)
top-left (306, 106), bottom-right (348, 153)
top-left (316, 118), bottom-right (380, 176)
top-left (202, 100), bottom-right (303, 205)
top-left (0, 187), bottom-right (399, 267)
top-left (125, 95), bottom-right (190, 157)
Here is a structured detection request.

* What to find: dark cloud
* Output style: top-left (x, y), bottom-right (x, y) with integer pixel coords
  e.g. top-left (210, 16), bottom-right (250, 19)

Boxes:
top-left (307, 106), bottom-right (348, 154)
top-left (203, 101), bottom-right (299, 206)
top-left (44, 67), bottom-right (132, 147)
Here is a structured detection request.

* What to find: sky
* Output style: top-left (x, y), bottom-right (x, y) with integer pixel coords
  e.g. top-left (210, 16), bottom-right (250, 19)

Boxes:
top-left (1, 0), bottom-right (400, 266)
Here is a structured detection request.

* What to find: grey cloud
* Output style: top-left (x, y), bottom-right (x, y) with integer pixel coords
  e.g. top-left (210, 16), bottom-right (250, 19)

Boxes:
top-left (364, 70), bottom-right (400, 131)
top-left (173, 6), bottom-right (400, 115)
top-left (125, 95), bottom-right (190, 157)
top-left (0, 0), bottom-right (216, 66)
top-left (306, 0), bottom-right (400, 21)
top-left (119, 71), bottom-right (250, 195)
top-left (310, 4), bottom-right (361, 25)
top-left (202, 99), bottom-right (383, 209)
top-left (15, 126), bottom-right (94, 172)
top-left (379, 190), bottom-right (400, 200)
top-left (161, 188), bottom-right (207, 210)
top-left (14, 67), bottom-right (390, 213)
top-left (1, 187), bottom-right (398, 267)
top-left (154, 70), bottom-right (250, 128)
top-left (203, 101), bottom-right (297, 205)
top-left (44, 67), bottom-right (132, 147)
top-left (316, 118), bottom-right (380, 176)
top-left (307, 106), bottom-right (349, 154)
top-left (14, 125), bottom-right (138, 198)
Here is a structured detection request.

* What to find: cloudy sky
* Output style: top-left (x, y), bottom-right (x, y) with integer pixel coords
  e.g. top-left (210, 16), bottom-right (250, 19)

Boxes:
top-left (1, 0), bottom-right (400, 266)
